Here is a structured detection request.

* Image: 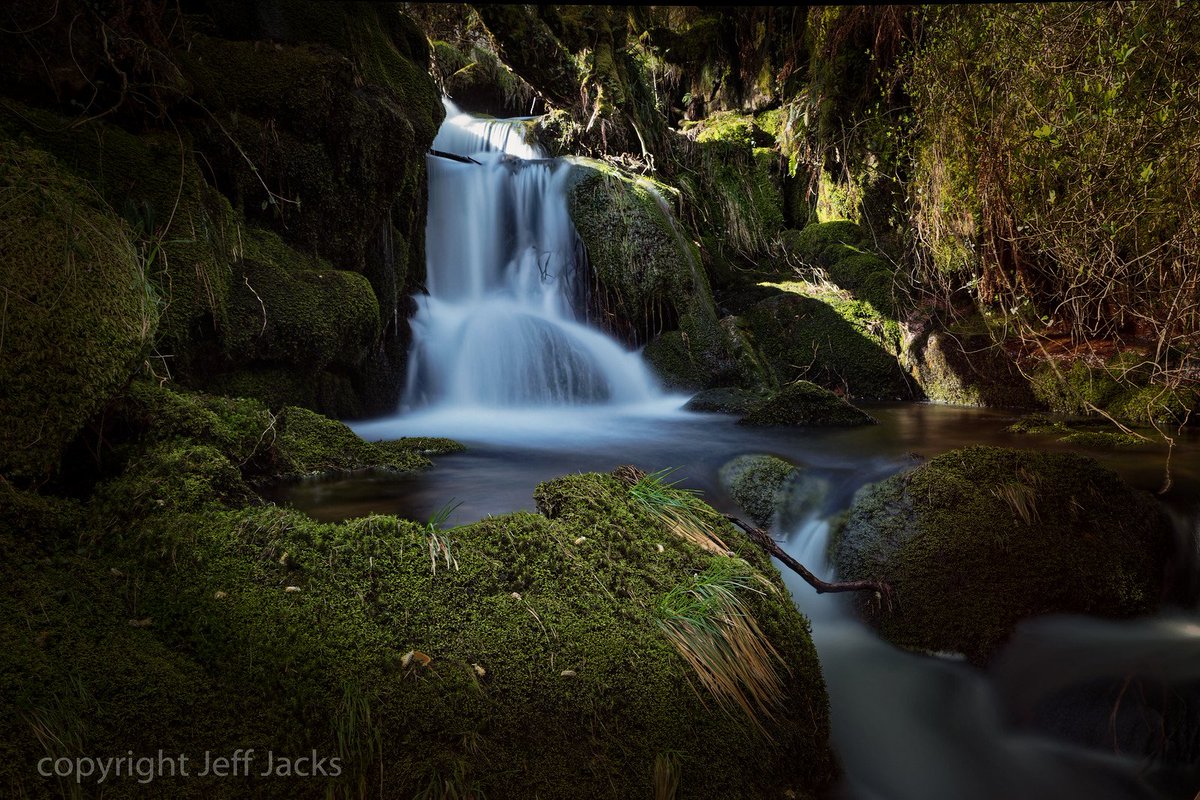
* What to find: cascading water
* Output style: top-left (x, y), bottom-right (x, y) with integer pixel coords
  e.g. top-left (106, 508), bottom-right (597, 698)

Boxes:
top-left (401, 100), bottom-right (661, 411)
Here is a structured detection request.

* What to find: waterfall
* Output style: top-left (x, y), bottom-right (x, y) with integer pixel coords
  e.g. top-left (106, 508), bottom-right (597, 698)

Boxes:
top-left (402, 100), bottom-right (661, 410)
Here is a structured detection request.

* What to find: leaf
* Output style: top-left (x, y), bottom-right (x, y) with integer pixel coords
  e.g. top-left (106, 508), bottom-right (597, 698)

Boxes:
top-left (1033, 124), bottom-right (1054, 140)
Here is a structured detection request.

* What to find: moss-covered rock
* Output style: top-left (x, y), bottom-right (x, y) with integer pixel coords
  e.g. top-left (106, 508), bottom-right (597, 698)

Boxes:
top-left (779, 222), bottom-right (898, 317)
top-left (221, 227), bottom-right (382, 412)
top-left (740, 291), bottom-right (912, 399)
top-left (719, 455), bottom-right (800, 526)
top-left (1007, 413), bottom-right (1147, 449)
top-left (740, 381), bottom-right (877, 427)
top-left (0, 142), bottom-right (158, 483)
top-left (1030, 355), bottom-right (1200, 427)
top-left (685, 387), bottom-right (770, 415)
top-left (274, 406), bottom-right (435, 478)
top-left (831, 446), bottom-right (1172, 664)
top-left (567, 160), bottom-right (738, 389)
top-left (905, 327), bottom-right (1037, 408)
top-left (3, 458), bottom-right (834, 798)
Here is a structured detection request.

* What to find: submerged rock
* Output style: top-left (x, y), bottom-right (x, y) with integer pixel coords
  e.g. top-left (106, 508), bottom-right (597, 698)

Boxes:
top-left (831, 446), bottom-right (1172, 664)
top-left (740, 381), bottom-right (877, 427)
top-left (719, 454), bottom-right (799, 526)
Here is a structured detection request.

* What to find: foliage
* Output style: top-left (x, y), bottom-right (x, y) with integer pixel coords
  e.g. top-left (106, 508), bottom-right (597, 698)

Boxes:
top-left (908, 3), bottom-right (1200, 395)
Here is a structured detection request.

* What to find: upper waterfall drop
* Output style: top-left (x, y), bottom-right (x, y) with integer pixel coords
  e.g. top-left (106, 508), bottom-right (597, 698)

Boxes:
top-left (402, 99), bottom-right (663, 410)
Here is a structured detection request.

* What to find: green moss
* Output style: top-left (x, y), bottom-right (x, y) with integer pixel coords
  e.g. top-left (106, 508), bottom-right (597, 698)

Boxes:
top-left (782, 221), bottom-right (869, 268)
top-left (0, 141), bottom-right (158, 482)
top-left (740, 381), bottom-right (877, 427)
top-left (225, 227), bottom-right (381, 374)
top-left (718, 455), bottom-right (799, 526)
top-left (1030, 355), bottom-right (1199, 426)
top-left (275, 406), bottom-right (432, 478)
top-left (684, 387), bottom-right (770, 415)
top-left (740, 292), bottom-right (912, 399)
top-left (0, 103), bottom-right (237, 370)
top-left (567, 160), bottom-right (739, 389)
top-left (3, 459), bottom-right (833, 798)
top-left (831, 446), bottom-right (1171, 664)
top-left (906, 329), bottom-right (1036, 408)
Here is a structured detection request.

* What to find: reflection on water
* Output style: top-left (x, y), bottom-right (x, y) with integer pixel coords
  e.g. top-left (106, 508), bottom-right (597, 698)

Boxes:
top-left (263, 401), bottom-right (1200, 800)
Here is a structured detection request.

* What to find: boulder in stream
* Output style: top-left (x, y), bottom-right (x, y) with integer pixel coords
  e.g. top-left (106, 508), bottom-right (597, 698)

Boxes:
top-left (831, 446), bottom-right (1173, 664)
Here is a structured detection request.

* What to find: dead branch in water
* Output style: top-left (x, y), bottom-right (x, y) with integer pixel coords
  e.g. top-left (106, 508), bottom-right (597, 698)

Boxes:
top-left (722, 514), bottom-right (894, 612)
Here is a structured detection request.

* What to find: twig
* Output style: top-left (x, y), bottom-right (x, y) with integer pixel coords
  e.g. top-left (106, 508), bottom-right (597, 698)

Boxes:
top-left (722, 514), bottom-right (894, 612)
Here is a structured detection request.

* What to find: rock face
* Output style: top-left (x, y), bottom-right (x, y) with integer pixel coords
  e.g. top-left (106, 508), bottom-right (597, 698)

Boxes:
top-left (740, 381), bottom-right (878, 427)
top-left (0, 144), bottom-right (158, 482)
top-left (740, 293), bottom-right (913, 400)
top-left (0, 1), bottom-right (444, 420)
top-left (831, 446), bottom-right (1172, 664)
top-left (566, 160), bottom-right (740, 390)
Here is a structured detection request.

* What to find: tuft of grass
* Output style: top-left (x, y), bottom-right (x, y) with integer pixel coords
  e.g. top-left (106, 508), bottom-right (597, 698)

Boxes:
top-left (425, 500), bottom-right (463, 574)
top-left (629, 468), bottom-right (732, 555)
top-left (656, 559), bottom-right (789, 739)
top-left (653, 751), bottom-right (681, 800)
top-left (990, 482), bottom-right (1040, 526)
top-left (330, 681), bottom-right (382, 800)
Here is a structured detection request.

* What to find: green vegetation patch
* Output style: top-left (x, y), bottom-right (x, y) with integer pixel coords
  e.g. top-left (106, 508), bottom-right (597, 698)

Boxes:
top-left (3, 460), bottom-right (833, 798)
top-left (831, 446), bottom-right (1172, 664)
top-left (740, 290), bottom-right (910, 399)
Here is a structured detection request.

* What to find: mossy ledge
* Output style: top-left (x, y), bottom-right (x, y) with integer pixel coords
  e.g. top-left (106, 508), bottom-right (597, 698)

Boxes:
top-left (2, 381), bottom-right (832, 798)
top-left (830, 446), bottom-right (1173, 665)
top-left (740, 381), bottom-right (878, 427)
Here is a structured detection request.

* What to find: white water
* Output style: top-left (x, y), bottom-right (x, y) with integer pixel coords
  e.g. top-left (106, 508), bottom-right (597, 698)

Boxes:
top-left (401, 100), bottom-right (663, 412)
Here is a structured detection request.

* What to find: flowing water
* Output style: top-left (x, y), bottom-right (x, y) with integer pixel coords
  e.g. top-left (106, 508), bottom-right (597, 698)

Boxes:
top-left (403, 100), bottom-right (659, 409)
top-left (267, 104), bottom-right (1200, 799)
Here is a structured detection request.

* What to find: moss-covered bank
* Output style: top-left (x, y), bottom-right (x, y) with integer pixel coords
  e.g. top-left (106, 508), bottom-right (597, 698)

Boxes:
top-left (2, 377), bottom-right (832, 799)
top-left (831, 446), bottom-right (1172, 664)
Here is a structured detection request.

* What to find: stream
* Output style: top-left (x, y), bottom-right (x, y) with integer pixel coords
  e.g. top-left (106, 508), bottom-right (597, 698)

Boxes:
top-left (267, 102), bottom-right (1200, 799)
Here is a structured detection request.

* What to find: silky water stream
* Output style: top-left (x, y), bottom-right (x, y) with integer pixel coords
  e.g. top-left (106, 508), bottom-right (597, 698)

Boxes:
top-left (267, 102), bottom-right (1200, 799)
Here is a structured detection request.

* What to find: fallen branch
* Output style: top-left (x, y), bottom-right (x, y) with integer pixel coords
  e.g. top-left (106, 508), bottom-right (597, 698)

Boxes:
top-left (722, 514), bottom-right (894, 612)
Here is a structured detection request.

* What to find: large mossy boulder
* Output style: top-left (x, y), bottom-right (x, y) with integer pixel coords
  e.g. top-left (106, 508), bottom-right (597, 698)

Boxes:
top-left (0, 143), bottom-right (158, 482)
top-left (831, 446), bottom-right (1172, 664)
top-left (566, 160), bottom-right (738, 390)
top-left (3, 432), bottom-right (834, 798)
top-left (905, 325), bottom-right (1037, 408)
top-left (741, 292), bottom-right (913, 400)
top-left (740, 381), bottom-right (878, 427)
